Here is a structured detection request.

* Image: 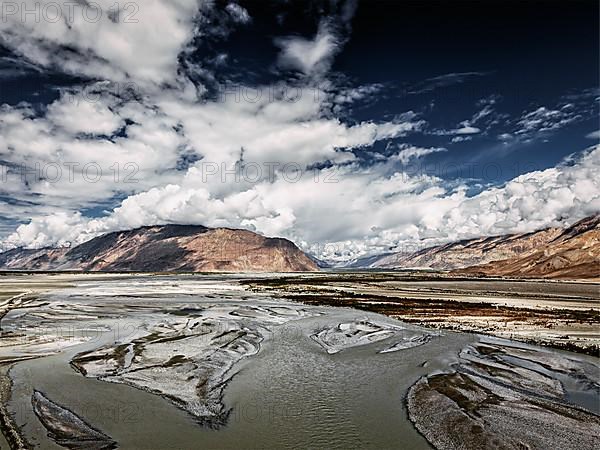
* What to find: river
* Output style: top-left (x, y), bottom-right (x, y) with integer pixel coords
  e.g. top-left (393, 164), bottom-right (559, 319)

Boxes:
top-left (2, 275), bottom-right (598, 449)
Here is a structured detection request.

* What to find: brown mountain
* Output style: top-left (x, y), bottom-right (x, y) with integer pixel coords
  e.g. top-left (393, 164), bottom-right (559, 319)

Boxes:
top-left (457, 215), bottom-right (600, 279)
top-left (367, 215), bottom-right (600, 279)
top-left (370, 226), bottom-right (563, 270)
top-left (0, 225), bottom-right (318, 272)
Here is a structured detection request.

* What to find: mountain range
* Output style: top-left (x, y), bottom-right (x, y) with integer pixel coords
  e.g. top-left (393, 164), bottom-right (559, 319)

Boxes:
top-left (0, 216), bottom-right (597, 278)
top-left (0, 225), bottom-right (318, 272)
top-left (360, 214), bottom-right (599, 279)
top-left (456, 215), bottom-right (599, 279)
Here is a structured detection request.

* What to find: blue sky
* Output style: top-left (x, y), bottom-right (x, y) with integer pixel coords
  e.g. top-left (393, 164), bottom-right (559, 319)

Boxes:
top-left (0, 0), bottom-right (598, 262)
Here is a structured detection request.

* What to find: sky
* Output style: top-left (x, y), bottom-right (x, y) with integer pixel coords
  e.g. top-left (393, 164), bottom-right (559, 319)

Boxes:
top-left (0, 0), bottom-right (598, 263)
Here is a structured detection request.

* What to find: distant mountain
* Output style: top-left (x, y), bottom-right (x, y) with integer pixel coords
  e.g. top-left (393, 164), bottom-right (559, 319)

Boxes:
top-left (367, 227), bottom-right (564, 270)
top-left (457, 215), bottom-right (600, 279)
top-left (340, 252), bottom-right (395, 269)
top-left (359, 215), bottom-right (600, 279)
top-left (0, 225), bottom-right (318, 272)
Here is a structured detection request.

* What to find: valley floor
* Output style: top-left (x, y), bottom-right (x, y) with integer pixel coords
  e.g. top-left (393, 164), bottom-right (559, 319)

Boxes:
top-left (242, 271), bottom-right (600, 355)
top-left (0, 272), bottom-right (597, 449)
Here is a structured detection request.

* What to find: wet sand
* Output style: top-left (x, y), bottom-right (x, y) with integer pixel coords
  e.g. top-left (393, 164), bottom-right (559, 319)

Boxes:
top-left (242, 272), bottom-right (600, 354)
top-left (2, 275), bottom-right (464, 448)
top-left (0, 273), bottom-right (598, 449)
top-left (407, 337), bottom-right (600, 449)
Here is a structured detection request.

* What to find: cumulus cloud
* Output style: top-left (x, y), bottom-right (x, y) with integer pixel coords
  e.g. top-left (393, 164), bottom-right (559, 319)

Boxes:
top-left (6, 139), bottom-right (599, 264)
top-left (1, 1), bottom-right (598, 266)
top-left (0, 74), bottom-right (424, 252)
top-left (0, 0), bottom-right (207, 86)
top-left (316, 145), bottom-right (600, 262)
top-left (46, 96), bottom-right (124, 136)
top-left (0, 90), bottom-right (187, 224)
top-left (432, 145), bottom-right (600, 241)
top-left (0, 0), bottom-right (394, 252)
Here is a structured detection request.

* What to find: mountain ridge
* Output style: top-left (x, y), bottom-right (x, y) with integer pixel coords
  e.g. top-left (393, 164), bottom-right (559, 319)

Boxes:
top-left (2, 216), bottom-right (598, 278)
top-left (356, 214), bottom-right (600, 279)
top-left (0, 224), bottom-right (318, 273)
top-left (456, 215), bottom-right (600, 279)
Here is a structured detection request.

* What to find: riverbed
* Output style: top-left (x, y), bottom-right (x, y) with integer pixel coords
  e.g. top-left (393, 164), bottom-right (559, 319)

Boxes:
top-left (0, 274), bottom-right (598, 449)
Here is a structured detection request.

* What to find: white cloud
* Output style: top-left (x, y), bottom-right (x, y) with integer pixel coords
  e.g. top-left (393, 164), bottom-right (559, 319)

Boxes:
top-left (586, 130), bottom-right (600, 140)
top-left (0, 0), bottom-right (207, 86)
top-left (451, 136), bottom-right (472, 143)
top-left (225, 3), bottom-right (251, 24)
top-left (0, 76), bottom-right (425, 251)
top-left (46, 96), bottom-right (124, 136)
top-left (275, 21), bottom-right (340, 76)
top-left (454, 126), bottom-right (480, 135)
top-left (0, 91), bottom-right (187, 223)
top-left (514, 106), bottom-right (580, 140)
top-left (0, 2), bottom-right (598, 265)
top-left (395, 145), bottom-right (447, 165)
top-left (334, 84), bottom-right (384, 103)
top-left (431, 145), bottom-right (600, 242)
top-left (0, 0), bottom-right (387, 244)
top-left (6, 135), bottom-right (599, 263)
top-left (432, 123), bottom-right (481, 138)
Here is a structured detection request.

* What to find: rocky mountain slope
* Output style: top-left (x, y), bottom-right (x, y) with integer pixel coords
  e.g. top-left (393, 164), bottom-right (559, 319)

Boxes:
top-left (0, 225), bottom-right (318, 272)
top-left (457, 215), bottom-right (600, 279)
top-left (369, 227), bottom-right (563, 270)
top-left (364, 215), bottom-right (600, 279)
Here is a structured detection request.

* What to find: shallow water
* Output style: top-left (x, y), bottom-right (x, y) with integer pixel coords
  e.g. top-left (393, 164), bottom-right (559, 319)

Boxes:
top-left (3, 275), bottom-right (598, 449)
top-left (9, 312), bottom-right (468, 449)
